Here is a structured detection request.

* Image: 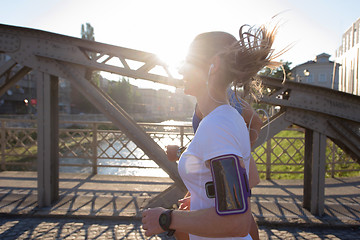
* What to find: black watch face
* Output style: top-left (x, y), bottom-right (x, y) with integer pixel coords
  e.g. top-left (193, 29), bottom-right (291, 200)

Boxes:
top-left (159, 214), bottom-right (167, 225)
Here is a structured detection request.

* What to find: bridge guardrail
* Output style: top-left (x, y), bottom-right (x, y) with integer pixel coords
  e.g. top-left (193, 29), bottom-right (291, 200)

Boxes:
top-left (0, 118), bottom-right (358, 179)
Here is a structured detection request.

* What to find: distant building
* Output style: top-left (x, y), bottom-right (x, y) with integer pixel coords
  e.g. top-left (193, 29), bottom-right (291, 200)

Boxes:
top-left (335, 17), bottom-right (360, 95)
top-left (136, 87), bottom-right (195, 122)
top-left (291, 53), bottom-right (339, 90)
top-left (0, 53), bottom-right (71, 114)
top-left (0, 54), bottom-right (37, 114)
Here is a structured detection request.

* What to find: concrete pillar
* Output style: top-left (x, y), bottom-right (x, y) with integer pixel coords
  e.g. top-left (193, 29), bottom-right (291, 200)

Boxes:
top-left (37, 72), bottom-right (59, 207)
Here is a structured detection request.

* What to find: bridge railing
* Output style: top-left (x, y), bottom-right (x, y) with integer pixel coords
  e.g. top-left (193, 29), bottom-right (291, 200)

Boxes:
top-left (0, 118), bottom-right (359, 179)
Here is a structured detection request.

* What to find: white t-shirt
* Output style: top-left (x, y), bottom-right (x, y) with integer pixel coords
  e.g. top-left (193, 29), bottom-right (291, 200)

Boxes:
top-left (178, 105), bottom-right (252, 240)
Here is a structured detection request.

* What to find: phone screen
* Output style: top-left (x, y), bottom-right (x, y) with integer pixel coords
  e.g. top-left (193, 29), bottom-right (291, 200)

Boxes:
top-left (211, 156), bottom-right (248, 214)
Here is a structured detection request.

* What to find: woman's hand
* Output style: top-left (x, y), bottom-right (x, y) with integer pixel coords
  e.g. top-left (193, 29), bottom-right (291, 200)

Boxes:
top-left (142, 207), bottom-right (166, 237)
top-left (178, 196), bottom-right (191, 210)
top-left (166, 145), bottom-right (180, 162)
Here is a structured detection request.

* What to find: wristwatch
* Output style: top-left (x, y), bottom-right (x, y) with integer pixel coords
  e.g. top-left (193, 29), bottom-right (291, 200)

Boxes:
top-left (159, 209), bottom-right (175, 236)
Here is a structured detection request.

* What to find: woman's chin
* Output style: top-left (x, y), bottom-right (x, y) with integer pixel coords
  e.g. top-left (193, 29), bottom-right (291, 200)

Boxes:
top-left (183, 88), bottom-right (196, 97)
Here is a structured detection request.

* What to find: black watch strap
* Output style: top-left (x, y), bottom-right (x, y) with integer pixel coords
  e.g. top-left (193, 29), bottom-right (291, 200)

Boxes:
top-left (167, 229), bottom-right (175, 237)
top-left (159, 209), bottom-right (175, 236)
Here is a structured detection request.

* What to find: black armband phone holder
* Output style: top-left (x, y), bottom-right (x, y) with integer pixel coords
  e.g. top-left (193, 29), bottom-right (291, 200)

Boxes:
top-left (208, 154), bottom-right (250, 215)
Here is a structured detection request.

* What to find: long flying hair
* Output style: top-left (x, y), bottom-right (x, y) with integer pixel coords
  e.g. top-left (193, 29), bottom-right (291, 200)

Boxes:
top-left (187, 22), bottom-right (286, 100)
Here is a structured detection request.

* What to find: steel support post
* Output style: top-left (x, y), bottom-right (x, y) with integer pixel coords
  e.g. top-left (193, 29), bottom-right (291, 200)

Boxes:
top-left (303, 129), bottom-right (326, 216)
top-left (303, 129), bottom-right (313, 210)
top-left (37, 72), bottom-right (59, 207)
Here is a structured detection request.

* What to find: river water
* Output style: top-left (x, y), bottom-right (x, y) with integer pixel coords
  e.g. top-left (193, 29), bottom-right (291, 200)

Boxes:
top-left (59, 120), bottom-right (192, 178)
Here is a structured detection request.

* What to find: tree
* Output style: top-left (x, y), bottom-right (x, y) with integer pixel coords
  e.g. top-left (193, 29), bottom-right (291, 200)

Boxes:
top-left (70, 23), bottom-right (99, 113)
top-left (81, 23), bottom-right (95, 41)
top-left (252, 61), bottom-right (293, 117)
top-left (108, 77), bottom-right (135, 112)
top-left (80, 23), bottom-right (98, 83)
top-left (260, 61), bottom-right (292, 80)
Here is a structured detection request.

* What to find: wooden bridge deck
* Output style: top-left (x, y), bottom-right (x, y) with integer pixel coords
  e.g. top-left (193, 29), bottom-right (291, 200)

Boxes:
top-left (0, 171), bottom-right (359, 227)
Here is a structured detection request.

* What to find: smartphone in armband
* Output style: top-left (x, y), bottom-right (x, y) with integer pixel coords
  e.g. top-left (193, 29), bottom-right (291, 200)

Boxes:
top-left (209, 154), bottom-right (250, 215)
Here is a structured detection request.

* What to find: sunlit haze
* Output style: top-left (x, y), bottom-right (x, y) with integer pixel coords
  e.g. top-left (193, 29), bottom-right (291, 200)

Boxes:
top-left (1, 0), bottom-right (359, 91)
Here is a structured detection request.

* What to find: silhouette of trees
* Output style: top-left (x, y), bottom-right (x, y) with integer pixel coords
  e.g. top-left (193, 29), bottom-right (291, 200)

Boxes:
top-left (70, 23), bottom-right (99, 113)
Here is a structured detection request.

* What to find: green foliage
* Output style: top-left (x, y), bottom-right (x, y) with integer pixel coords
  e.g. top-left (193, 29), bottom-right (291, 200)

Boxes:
top-left (108, 77), bottom-right (132, 112)
top-left (107, 77), bottom-right (144, 113)
top-left (81, 23), bottom-right (95, 41)
top-left (70, 89), bottom-right (99, 113)
top-left (254, 129), bottom-right (360, 180)
top-left (259, 61), bottom-right (292, 79)
top-left (70, 22), bottom-right (101, 113)
top-left (4, 130), bottom-right (37, 148)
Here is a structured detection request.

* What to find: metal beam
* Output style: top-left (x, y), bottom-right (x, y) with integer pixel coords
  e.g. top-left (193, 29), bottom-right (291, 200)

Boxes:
top-left (0, 58), bottom-right (16, 77)
top-left (260, 76), bottom-right (360, 122)
top-left (284, 108), bottom-right (337, 138)
top-left (328, 119), bottom-right (360, 163)
top-left (56, 62), bottom-right (186, 190)
top-left (0, 65), bottom-right (31, 96)
top-left (0, 24), bottom-right (187, 207)
top-left (0, 24), bottom-right (182, 88)
top-left (253, 111), bottom-right (292, 149)
top-left (303, 129), bottom-right (313, 210)
top-left (285, 108), bottom-right (360, 162)
top-left (37, 72), bottom-right (59, 207)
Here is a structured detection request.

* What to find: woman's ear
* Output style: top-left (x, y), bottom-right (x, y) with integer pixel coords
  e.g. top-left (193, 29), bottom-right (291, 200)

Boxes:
top-left (208, 56), bottom-right (221, 76)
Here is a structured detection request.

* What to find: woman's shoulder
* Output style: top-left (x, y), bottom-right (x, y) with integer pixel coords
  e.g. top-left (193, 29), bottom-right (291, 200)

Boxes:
top-left (206, 105), bottom-right (238, 119)
top-left (198, 106), bottom-right (241, 135)
top-left (205, 105), bottom-right (242, 125)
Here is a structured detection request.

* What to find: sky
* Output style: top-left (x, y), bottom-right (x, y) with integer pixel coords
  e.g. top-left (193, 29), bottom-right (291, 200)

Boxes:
top-left (1, 0), bottom-right (359, 90)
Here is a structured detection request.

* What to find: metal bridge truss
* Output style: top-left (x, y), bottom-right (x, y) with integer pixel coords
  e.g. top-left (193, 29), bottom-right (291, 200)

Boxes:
top-left (1, 24), bottom-right (359, 216)
top-left (255, 76), bottom-right (360, 215)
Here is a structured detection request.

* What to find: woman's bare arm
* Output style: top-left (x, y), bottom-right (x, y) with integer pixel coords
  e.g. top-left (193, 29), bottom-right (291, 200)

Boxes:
top-left (171, 204), bottom-right (251, 238)
top-left (142, 200), bottom-right (252, 238)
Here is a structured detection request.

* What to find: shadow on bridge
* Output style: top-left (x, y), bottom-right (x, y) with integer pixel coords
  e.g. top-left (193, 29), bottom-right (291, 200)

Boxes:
top-left (0, 171), bottom-right (359, 227)
top-left (251, 177), bottom-right (360, 226)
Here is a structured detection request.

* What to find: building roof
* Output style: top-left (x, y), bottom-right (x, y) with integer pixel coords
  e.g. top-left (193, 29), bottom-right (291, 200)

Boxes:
top-left (316, 53), bottom-right (331, 58)
top-left (292, 53), bottom-right (334, 70)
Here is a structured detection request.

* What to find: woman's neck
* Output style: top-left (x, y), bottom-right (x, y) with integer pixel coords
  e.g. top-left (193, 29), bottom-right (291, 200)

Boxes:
top-left (196, 85), bottom-right (228, 117)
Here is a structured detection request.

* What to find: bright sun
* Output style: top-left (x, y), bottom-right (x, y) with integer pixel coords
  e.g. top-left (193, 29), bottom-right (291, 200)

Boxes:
top-left (153, 44), bottom-right (188, 80)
